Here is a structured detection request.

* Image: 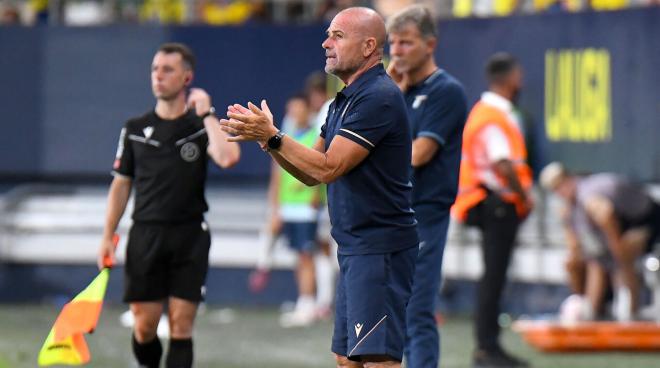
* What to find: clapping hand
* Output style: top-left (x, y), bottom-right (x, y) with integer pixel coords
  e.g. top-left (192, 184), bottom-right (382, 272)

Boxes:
top-left (219, 100), bottom-right (278, 144)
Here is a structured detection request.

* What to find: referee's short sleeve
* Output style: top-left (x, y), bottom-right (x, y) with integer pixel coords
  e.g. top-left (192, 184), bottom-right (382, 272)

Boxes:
top-left (112, 126), bottom-right (134, 177)
top-left (337, 94), bottom-right (393, 151)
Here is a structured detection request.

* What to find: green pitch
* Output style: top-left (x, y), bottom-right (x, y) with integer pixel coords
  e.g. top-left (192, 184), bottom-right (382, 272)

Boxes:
top-left (0, 304), bottom-right (658, 367)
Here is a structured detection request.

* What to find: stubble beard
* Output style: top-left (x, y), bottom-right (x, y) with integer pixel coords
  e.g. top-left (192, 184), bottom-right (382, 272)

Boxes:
top-left (326, 59), bottom-right (360, 83)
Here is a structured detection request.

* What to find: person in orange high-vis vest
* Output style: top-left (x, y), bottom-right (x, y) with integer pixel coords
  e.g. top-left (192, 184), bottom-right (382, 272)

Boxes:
top-left (452, 53), bottom-right (533, 368)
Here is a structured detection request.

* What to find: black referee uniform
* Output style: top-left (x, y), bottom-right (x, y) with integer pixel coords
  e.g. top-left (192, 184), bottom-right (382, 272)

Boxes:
top-left (113, 109), bottom-right (212, 303)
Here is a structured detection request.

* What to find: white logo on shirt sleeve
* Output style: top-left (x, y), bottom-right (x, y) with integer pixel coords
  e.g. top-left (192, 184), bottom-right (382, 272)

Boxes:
top-left (412, 95), bottom-right (428, 109)
top-left (115, 128), bottom-right (126, 159)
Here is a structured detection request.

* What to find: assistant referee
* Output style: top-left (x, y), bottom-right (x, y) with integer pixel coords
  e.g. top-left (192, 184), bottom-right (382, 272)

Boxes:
top-left (97, 43), bottom-right (240, 368)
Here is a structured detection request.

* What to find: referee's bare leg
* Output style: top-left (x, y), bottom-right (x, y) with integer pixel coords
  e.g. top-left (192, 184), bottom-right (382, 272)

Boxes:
top-left (167, 297), bottom-right (198, 339)
top-left (131, 297), bottom-right (198, 365)
top-left (132, 301), bottom-right (164, 342)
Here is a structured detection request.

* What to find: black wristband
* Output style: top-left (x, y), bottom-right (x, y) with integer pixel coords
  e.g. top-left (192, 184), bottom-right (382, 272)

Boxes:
top-left (200, 106), bottom-right (216, 120)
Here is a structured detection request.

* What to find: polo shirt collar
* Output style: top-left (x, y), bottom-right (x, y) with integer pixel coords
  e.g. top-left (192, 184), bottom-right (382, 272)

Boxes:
top-left (426, 68), bottom-right (443, 84)
top-left (408, 68), bottom-right (444, 92)
top-left (338, 63), bottom-right (385, 98)
top-left (481, 91), bottom-right (513, 113)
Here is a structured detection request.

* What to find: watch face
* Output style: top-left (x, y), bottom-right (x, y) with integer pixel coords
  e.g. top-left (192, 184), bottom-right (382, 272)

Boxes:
top-left (267, 133), bottom-right (282, 150)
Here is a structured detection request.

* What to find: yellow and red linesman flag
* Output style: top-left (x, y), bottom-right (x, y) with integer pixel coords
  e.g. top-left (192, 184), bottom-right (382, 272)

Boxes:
top-left (38, 234), bottom-right (119, 366)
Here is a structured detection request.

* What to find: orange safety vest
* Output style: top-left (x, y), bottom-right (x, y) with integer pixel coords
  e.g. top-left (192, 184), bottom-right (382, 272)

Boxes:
top-left (451, 100), bottom-right (533, 222)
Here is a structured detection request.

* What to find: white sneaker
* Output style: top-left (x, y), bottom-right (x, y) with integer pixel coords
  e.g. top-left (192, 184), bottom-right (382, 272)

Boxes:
top-left (157, 315), bottom-right (170, 339)
top-left (315, 304), bottom-right (332, 321)
top-left (118, 310), bottom-right (169, 339)
top-left (119, 310), bottom-right (135, 328)
top-left (279, 308), bottom-right (316, 328)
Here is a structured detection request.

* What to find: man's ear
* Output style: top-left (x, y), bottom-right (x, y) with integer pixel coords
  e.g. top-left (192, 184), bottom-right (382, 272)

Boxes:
top-left (184, 70), bottom-right (193, 86)
top-left (426, 37), bottom-right (437, 54)
top-left (363, 38), bottom-right (377, 57)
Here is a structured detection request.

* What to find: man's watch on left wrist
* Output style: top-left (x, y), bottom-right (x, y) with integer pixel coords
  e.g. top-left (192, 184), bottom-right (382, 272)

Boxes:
top-left (266, 130), bottom-right (286, 151)
top-left (200, 106), bottom-right (215, 120)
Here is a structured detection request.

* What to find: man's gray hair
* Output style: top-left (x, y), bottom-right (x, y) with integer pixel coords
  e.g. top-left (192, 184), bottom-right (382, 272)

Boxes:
top-left (386, 5), bottom-right (437, 39)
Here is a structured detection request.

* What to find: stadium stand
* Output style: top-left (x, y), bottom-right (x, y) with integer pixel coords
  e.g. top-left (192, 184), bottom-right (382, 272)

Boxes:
top-left (1, 0), bottom-right (659, 26)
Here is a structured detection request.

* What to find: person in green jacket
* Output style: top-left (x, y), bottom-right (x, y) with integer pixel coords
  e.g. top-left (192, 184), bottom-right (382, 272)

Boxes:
top-left (269, 93), bottom-right (323, 327)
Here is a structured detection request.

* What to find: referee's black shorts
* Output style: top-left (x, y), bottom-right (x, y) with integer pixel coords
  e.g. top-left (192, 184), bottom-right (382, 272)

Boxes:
top-left (123, 220), bottom-right (211, 303)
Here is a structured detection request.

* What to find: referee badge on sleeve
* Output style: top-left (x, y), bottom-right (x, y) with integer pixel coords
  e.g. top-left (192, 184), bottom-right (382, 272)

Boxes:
top-left (115, 128), bottom-right (126, 159)
top-left (180, 142), bottom-right (200, 162)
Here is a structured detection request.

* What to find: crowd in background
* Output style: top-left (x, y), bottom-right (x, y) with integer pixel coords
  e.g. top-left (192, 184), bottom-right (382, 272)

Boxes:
top-left (1, 0), bottom-right (660, 26)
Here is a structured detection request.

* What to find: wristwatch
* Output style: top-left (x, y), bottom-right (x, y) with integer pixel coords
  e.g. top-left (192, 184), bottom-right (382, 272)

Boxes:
top-left (266, 130), bottom-right (286, 151)
top-left (200, 106), bottom-right (216, 120)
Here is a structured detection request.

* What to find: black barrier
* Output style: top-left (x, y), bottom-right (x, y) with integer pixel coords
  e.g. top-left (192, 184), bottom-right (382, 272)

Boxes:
top-left (1, 8), bottom-right (658, 181)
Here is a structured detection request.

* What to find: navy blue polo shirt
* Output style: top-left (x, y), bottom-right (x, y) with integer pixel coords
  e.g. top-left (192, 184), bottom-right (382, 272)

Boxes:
top-left (320, 64), bottom-right (418, 255)
top-left (404, 69), bottom-right (467, 211)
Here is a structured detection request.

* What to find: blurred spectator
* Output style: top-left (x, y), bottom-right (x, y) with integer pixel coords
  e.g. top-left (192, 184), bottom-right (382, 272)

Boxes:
top-left (282, 0), bottom-right (305, 23)
top-left (373, 0), bottom-right (449, 18)
top-left (544, 0), bottom-right (587, 12)
top-left (303, 71), bottom-right (328, 125)
top-left (530, 0), bottom-right (659, 12)
top-left (1, 2), bottom-right (21, 25)
top-left (590, 0), bottom-right (629, 10)
top-left (63, 1), bottom-right (113, 26)
top-left (302, 71), bottom-right (336, 320)
top-left (261, 73), bottom-right (335, 321)
top-left (115, 1), bottom-right (141, 23)
top-left (10, 0), bottom-right (660, 26)
top-left (316, 0), bottom-right (360, 23)
top-left (373, 0), bottom-right (414, 17)
top-left (268, 93), bottom-right (323, 328)
top-left (248, 0), bottom-right (271, 23)
top-left (541, 163), bottom-right (660, 321)
top-left (29, 0), bottom-right (49, 24)
top-left (140, 0), bottom-right (186, 24)
top-left (197, 0), bottom-right (252, 25)
top-left (454, 0), bottom-right (523, 17)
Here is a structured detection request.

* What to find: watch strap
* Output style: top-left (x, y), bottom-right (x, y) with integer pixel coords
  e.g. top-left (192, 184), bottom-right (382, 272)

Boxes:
top-left (200, 106), bottom-right (216, 120)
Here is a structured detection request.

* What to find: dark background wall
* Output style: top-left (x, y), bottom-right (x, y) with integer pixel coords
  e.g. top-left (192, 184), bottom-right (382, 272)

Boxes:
top-left (436, 8), bottom-right (660, 181)
top-left (1, 8), bottom-right (658, 181)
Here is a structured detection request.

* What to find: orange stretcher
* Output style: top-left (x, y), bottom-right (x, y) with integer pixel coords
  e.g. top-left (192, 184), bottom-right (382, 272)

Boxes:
top-left (512, 320), bottom-right (660, 352)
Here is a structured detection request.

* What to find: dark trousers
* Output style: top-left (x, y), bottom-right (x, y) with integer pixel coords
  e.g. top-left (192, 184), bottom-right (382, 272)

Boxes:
top-left (466, 192), bottom-right (521, 352)
top-left (405, 207), bottom-right (451, 368)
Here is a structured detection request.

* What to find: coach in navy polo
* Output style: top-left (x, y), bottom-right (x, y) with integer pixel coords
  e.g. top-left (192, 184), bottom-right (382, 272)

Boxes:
top-left (387, 5), bottom-right (467, 368)
top-left (321, 57), bottom-right (418, 257)
top-left (220, 7), bottom-right (418, 368)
